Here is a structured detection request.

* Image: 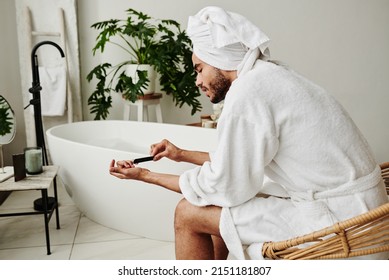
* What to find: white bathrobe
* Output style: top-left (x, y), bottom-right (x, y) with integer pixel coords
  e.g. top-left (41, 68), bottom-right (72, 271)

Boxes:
top-left (179, 59), bottom-right (388, 259)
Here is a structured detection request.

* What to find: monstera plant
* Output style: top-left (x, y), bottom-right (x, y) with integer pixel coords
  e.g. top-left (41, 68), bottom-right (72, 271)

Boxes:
top-left (87, 8), bottom-right (202, 120)
top-left (0, 96), bottom-right (13, 137)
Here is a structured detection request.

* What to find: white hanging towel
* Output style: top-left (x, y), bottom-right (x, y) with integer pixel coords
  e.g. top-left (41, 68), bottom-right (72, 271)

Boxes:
top-left (39, 65), bottom-right (67, 116)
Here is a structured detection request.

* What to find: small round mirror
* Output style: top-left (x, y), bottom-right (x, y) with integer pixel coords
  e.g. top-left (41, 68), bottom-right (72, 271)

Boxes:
top-left (0, 95), bottom-right (16, 178)
top-left (0, 95), bottom-right (16, 144)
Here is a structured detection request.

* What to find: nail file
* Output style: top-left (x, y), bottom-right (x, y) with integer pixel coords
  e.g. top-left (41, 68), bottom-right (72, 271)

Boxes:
top-left (133, 156), bottom-right (154, 164)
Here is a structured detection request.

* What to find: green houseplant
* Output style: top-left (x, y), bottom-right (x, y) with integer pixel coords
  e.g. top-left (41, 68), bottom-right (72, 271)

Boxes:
top-left (87, 8), bottom-right (202, 120)
top-left (0, 96), bottom-right (13, 137)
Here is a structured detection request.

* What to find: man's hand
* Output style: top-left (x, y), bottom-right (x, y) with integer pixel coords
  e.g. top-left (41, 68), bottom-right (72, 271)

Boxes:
top-left (151, 139), bottom-right (210, 165)
top-left (150, 139), bottom-right (183, 162)
top-left (108, 159), bottom-right (181, 193)
top-left (109, 159), bottom-right (148, 180)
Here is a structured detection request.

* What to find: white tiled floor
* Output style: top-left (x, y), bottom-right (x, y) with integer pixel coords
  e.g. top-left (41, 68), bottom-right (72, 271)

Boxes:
top-left (0, 181), bottom-right (175, 260)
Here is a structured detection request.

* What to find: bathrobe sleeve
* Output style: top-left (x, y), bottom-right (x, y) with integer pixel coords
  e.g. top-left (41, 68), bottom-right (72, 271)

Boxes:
top-left (179, 83), bottom-right (279, 207)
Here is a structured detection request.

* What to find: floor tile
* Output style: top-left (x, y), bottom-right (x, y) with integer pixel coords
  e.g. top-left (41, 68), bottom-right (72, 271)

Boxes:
top-left (74, 215), bottom-right (140, 244)
top-left (70, 238), bottom-right (175, 260)
top-left (0, 205), bottom-right (80, 251)
top-left (0, 244), bottom-right (73, 260)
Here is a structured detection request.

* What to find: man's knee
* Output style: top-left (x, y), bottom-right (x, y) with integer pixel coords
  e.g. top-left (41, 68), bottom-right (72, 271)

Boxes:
top-left (175, 198), bottom-right (203, 232)
top-left (175, 198), bottom-right (193, 227)
top-left (175, 198), bottom-right (223, 235)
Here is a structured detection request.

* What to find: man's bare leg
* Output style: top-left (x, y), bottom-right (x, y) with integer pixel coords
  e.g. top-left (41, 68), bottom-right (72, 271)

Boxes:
top-left (212, 235), bottom-right (229, 260)
top-left (174, 198), bottom-right (228, 260)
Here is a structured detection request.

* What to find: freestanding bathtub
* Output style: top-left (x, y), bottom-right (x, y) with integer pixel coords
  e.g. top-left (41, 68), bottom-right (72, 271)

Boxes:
top-left (46, 120), bottom-right (218, 241)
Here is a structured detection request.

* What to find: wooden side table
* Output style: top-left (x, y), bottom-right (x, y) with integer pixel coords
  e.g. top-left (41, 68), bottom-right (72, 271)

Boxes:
top-left (123, 93), bottom-right (163, 122)
top-left (0, 165), bottom-right (60, 255)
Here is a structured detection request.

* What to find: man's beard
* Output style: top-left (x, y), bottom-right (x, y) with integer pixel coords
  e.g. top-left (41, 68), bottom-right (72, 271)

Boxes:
top-left (209, 69), bottom-right (232, 104)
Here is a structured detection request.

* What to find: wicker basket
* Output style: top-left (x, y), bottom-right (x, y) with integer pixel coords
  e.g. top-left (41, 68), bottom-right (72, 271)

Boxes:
top-left (262, 162), bottom-right (389, 260)
top-left (381, 162), bottom-right (389, 196)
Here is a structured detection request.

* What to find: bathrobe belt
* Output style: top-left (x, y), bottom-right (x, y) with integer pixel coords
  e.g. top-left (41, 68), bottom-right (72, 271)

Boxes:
top-left (288, 165), bottom-right (382, 202)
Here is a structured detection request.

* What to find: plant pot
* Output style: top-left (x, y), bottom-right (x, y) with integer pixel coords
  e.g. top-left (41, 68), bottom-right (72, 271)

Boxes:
top-left (125, 64), bottom-right (156, 94)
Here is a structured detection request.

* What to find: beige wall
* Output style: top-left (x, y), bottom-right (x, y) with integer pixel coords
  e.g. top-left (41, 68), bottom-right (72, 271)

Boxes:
top-left (0, 0), bottom-right (26, 165)
top-left (1, 0), bottom-right (389, 163)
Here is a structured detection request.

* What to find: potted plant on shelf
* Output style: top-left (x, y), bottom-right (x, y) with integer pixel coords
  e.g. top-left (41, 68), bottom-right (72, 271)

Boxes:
top-left (87, 8), bottom-right (202, 120)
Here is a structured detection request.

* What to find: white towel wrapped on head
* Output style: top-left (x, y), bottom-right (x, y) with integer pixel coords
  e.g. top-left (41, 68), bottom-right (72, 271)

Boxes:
top-left (39, 65), bottom-right (67, 116)
top-left (187, 6), bottom-right (270, 75)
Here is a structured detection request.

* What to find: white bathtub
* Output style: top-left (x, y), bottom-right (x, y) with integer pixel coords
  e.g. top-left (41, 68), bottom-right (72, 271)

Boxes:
top-left (46, 120), bottom-right (218, 241)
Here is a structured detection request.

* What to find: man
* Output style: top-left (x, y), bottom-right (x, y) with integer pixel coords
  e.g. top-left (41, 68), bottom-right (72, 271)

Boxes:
top-left (109, 6), bottom-right (388, 260)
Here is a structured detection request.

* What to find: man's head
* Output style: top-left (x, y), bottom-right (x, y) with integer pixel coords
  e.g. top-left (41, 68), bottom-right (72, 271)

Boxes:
top-left (187, 6), bottom-right (270, 75)
top-left (193, 53), bottom-right (236, 103)
top-left (187, 6), bottom-right (271, 102)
